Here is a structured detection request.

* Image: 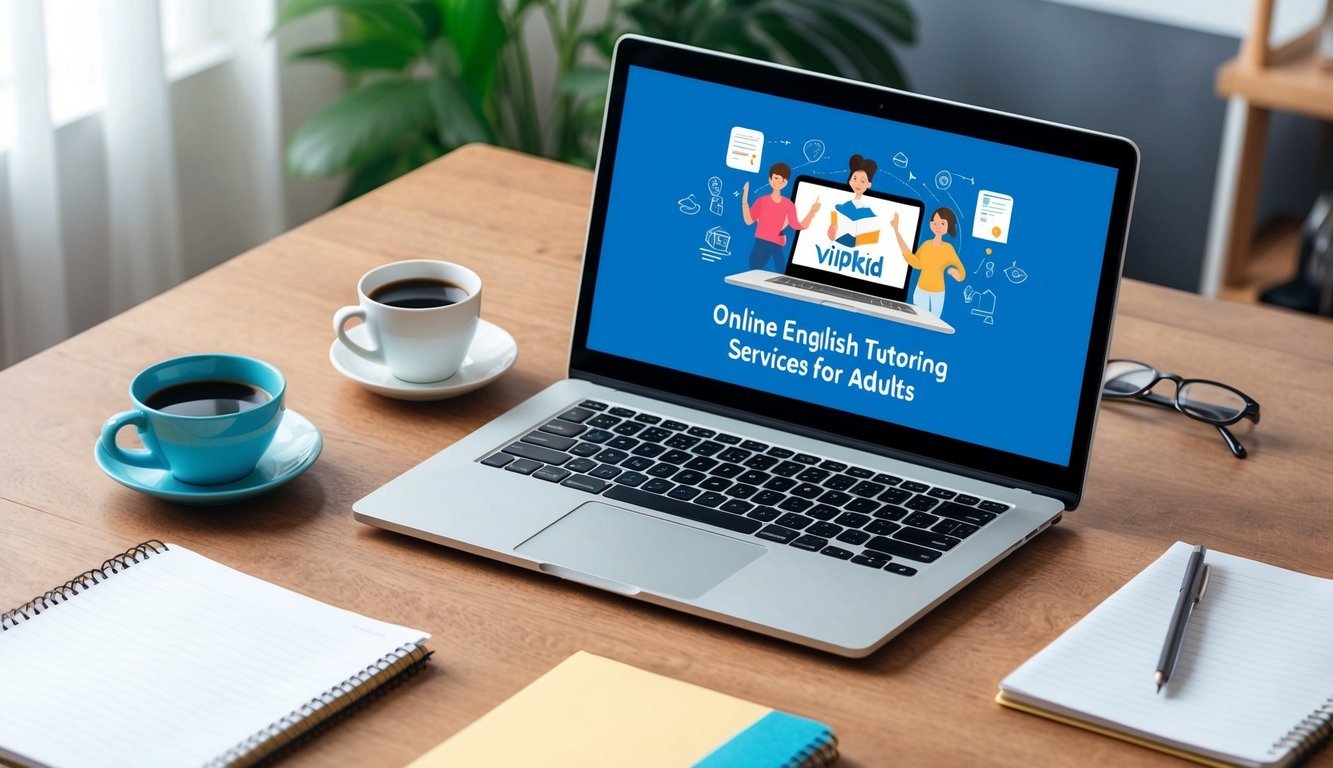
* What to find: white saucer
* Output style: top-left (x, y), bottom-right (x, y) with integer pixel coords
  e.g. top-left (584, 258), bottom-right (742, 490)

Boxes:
top-left (329, 319), bottom-right (518, 401)
top-left (93, 409), bottom-right (323, 506)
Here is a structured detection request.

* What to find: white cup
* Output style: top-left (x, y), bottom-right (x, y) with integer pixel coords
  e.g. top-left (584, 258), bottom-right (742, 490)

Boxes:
top-left (333, 260), bottom-right (482, 383)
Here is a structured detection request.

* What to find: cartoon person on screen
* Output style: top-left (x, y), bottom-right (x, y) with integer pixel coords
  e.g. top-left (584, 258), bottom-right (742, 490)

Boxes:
top-left (891, 207), bottom-right (965, 317)
top-left (741, 162), bottom-right (821, 271)
top-left (826, 154), bottom-right (877, 241)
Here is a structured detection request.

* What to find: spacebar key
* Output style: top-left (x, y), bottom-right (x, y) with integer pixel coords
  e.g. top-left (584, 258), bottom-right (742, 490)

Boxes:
top-left (604, 486), bottom-right (762, 534)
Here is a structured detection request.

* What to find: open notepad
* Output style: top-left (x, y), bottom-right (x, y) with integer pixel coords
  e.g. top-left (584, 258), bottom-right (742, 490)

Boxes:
top-left (0, 542), bottom-right (430, 768)
top-left (999, 541), bottom-right (1333, 768)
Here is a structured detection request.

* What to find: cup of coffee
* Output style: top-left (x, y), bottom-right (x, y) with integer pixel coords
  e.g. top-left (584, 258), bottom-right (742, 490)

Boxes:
top-left (333, 260), bottom-right (482, 383)
top-left (99, 354), bottom-right (286, 485)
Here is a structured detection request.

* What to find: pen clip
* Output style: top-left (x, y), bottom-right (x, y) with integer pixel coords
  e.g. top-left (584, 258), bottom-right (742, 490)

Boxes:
top-left (1194, 563), bottom-right (1211, 604)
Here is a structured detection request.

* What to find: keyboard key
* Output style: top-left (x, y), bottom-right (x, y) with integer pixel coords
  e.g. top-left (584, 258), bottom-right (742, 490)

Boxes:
top-left (790, 483), bottom-right (823, 499)
top-left (852, 552), bottom-right (891, 568)
top-left (756, 525), bottom-right (798, 544)
top-left (565, 458), bottom-right (598, 473)
top-left (895, 528), bottom-right (961, 551)
top-left (661, 420), bottom-right (688, 431)
top-left (954, 494), bottom-right (981, 506)
top-left (589, 464), bottom-right (621, 479)
top-left (579, 400), bottom-right (607, 411)
top-left (659, 449), bottom-right (693, 464)
top-left (822, 475), bottom-right (855, 491)
top-left (927, 487), bottom-right (957, 500)
top-left (900, 481), bottom-right (930, 493)
top-left (561, 475), bottom-right (609, 493)
top-left (905, 495), bottom-right (940, 511)
top-left (570, 442), bottom-right (602, 458)
top-left (790, 535), bottom-right (828, 551)
top-left (808, 521), bottom-right (843, 538)
top-left (819, 460), bottom-right (848, 472)
top-left (834, 512), bottom-right (871, 529)
top-left (609, 407), bottom-right (636, 417)
top-left (614, 471), bottom-right (648, 487)
top-left (777, 497), bottom-right (813, 513)
top-left (534, 466), bottom-right (571, 483)
top-left (820, 546), bottom-right (854, 560)
top-left (771, 461), bottom-right (804, 477)
top-left (602, 485), bottom-right (762, 534)
top-left (775, 513), bottom-right (814, 530)
top-left (979, 500), bottom-right (1011, 513)
top-left (736, 469), bottom-right (769, 486)
top-left (744, 455), bottom-right (778, 471)
top-left (504, 442), bottom-right (571, 465)
top-left (684, 456), bottom-right (718, 471)
top-left (763, 477), bottom-right (797, 492)
top-left (595, 448), bottom-right (629, 464)
top-left (903, 512), bottom-right (938, 528)
top-left (613, 421), bottom-right (645, 436)
top-left (845, 498), bottom-right (880, 515)
top-left (873, 473), bottom-right (902, 485)
top-left (668, 486), bottom-right (702, 501)
top-left (641, 478), bottom-right (673, 494)
top-left (632, 442), bottom-right (666, 458)
top-left (711, 463), bottom-right (744, 479)
top-left (633, 413), bottom-right (661, 424)
top-left (720, 499), bottom-right (753, 515)
top-left (646, 462), bottom-right (678, 478)
top-left (767, 447), bottom-right (794, 459)
top-left (740, 440), bottom-right (769, 452)
top-left (752, 490), bottom-right (785, 507)
top-left (817, 490), bottom-right (853, 507)
top-left (607, 436), bottom-right (639, 451)
top-left (558, 407), bottom-right (595, 423)
top-left (866, 519), bottom-right (901, 536)
top-left (793, 453), bottom-right (820, 465)
top-left (694, 441), bottom-right (724, 457)
top-left (850, 481), bottom-right (886, 498)
top-left (622, 456), bottom-right (654, 472)
top-left (878, 488), bottom-right (912, 505)
top-left (864, 537), bottom-right (941, 563)
top-left (718, 447), bottom-right (750, 463)
top-left (747, 506), bottom-right (780, 522)
top-left (726, 484), bottom-right (758, 499)
top-left (481, 453), bottom-right (514, 468)
top-left (639, 427), bottom-right (672, 443)
top-left (699, 476), bottom-right (731, 492)
top-left (523, 431), bottom-right (577, 451)
top-left (933, 502), bottom-right (997, 526)
top-left (931, 519), bottom-right (980, 538)
top-left (587, 414), bottom-right (619, 429)
top-left (540, 420), bottom-right (586, 438)
top-left (673, 470), bottom-right (706, 485)
top-left (885, 563), bottom-right (918, 576)
top-left (664, 434), bottom-right (700, 450)
top-left (714, 433), bottom-right (742, 445)
top-left (687, 426), bottom-right (716, 438)
top-left (796, 467), bottom-right (830, 483)
top-left (875, 505), bottom-right (909, 521)
top-left (581, 429), bottom-right (613, 444)
top-left (847, 467), bottom-right (874, 479)
top-left (835, 529), bottom-right (870, 546)
top-left (805, 504), bottom-right (841, 521)
top-left (695, 491), bottom-right (727, 507)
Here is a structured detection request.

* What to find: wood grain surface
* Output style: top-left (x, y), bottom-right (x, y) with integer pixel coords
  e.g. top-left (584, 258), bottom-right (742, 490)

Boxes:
top-left (2, 144), bottom-right (1331, 767)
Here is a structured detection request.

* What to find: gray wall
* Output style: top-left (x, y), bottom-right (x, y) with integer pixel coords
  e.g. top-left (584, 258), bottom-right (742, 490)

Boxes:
top-left (897, 0), bottom-right (1330, 292)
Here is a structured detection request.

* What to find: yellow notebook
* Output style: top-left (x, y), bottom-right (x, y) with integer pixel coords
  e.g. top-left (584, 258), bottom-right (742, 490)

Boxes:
top-left (998, 542), bottom-right (1333, 768)
top-left (411, 652), bottom-right (837, 767)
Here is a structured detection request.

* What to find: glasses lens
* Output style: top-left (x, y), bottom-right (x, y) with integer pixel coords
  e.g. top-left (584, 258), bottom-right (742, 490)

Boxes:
top-left (1103, 361), bottom-right (1156, 395)
top-left (1178, 382), bottom-right (1246, 422)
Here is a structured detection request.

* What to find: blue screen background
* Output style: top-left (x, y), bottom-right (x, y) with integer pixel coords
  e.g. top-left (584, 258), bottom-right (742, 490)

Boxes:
top-left (587, 66), bottom-right (1118, 466)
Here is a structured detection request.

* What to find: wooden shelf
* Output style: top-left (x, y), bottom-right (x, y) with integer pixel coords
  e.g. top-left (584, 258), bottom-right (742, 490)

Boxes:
top-left (1217, 30), bottom-right (1333, 121)
top-left (1217, 217), bottom-right (1301, 304)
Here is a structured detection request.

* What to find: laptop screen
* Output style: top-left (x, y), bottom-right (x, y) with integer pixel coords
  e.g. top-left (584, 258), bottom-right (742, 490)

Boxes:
top-left (583, 62), bottom-right (1123, 471)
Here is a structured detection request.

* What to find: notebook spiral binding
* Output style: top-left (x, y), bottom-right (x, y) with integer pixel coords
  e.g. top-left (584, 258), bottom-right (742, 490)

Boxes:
top-left (210, 642), bottom-right (433, 768)
top-left (788, 731), bottom-right (839, 768)
top-left (0, 540), bottom-right (169, 630)
top-left (1272, 698), bottom-right (1333, 764)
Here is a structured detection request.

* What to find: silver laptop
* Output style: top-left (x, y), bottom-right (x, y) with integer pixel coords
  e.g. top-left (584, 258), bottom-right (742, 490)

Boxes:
top-left (355, 36), bottom-right (1139, 657)
top-left (725, 174), bottom-right (955, 334)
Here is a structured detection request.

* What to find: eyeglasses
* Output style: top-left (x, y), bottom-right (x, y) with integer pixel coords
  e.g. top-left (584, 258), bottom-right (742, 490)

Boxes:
top-left (1101, 359), bottom-right (1261, 459)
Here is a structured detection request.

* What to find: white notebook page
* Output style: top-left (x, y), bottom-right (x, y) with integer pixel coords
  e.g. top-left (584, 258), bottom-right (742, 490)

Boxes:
top-left (1001, 542), bottom-right (1333, 767)
top-left (0, 545), bottom-right (428, 768)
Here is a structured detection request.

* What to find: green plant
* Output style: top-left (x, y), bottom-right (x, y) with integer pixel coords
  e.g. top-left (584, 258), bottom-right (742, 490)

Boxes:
top-left (277, 0), bottom-right (916, 202)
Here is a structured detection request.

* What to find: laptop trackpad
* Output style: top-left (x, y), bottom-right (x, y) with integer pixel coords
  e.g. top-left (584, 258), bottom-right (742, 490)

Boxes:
top-left (516, 502), bottom-right (765, 599)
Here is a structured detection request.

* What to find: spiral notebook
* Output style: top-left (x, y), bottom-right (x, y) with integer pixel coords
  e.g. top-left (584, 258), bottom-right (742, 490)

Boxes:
top-left (998, 542), bottom-right (1333, 768)
top-left (0, 541), bottom-right (431, 768)
top-left (409, 651), bottom-right (838, 767)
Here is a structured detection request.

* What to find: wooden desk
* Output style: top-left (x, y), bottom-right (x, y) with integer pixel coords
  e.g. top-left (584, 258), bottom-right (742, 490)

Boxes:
top-left (3, 145), bottom-right (1332, 766)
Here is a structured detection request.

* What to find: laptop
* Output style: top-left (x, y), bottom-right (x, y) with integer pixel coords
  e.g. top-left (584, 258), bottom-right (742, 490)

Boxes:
top-left (354, 35), bottom-right (1139, 657)
top-left (725, 174), bottom-right (956, 334)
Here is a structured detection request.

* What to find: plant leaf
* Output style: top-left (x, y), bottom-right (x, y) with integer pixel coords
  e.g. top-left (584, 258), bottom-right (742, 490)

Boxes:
top-left (339, 137), bottom-right (443, 202)
top-left (289, 39), bottom-right (423, 70)
top-left (275, 0), bottom-right (421, 33)
top-left (809, 8), bottom-right (909, 89)
top-left (433, 0), bottom-right (507, 102)
top-left (427, 74), bottom-right (492, 146)
top-left (752, 12), bottom-right (842, 76)
top-left (836, 0), bottom-right (917, 45)
top-left (557, 66), bottom-right (609, 98)
top-left (286, 78), bottom-right (435, 176)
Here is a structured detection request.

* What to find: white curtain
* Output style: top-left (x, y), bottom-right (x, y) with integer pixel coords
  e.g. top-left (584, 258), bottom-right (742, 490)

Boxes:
top-left (0, 0), bottom-right (288, 367)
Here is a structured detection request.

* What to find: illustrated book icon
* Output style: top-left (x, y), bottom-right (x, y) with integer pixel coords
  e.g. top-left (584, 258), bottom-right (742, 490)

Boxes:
top-left (998, 542), bottom-right (1333, 768)
top-left (829, 200), bottom-right (881, 249)
top-left (408, 651), bottom-right (838, 767)
top-left (0, 541), bottom-right (431, 768)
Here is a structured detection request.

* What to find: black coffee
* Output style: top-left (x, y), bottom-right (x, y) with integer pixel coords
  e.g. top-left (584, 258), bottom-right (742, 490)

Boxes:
top-left (369, 278), bottom-right (468, 309)
top-left (146, 380), bottom-right (271, 417)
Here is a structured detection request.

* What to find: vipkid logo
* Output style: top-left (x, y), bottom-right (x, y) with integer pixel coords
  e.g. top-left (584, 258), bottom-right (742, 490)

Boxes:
top-left (814, 244), bottom-right (883, 277)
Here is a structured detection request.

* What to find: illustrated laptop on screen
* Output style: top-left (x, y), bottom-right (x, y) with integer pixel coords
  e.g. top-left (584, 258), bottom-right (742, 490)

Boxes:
top-left (354, 36), bottom-right (1139, 657)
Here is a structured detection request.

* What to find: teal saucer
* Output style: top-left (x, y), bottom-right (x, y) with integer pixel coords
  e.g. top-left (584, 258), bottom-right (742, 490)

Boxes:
top-left (94, 409), bottom-right (322, 506)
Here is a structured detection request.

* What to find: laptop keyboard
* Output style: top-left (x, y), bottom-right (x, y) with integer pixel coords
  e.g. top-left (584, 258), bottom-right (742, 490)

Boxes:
top-left (768, 276), bottom-right (916, 314)
top-left (479, 400), bottom-right (1011, 577)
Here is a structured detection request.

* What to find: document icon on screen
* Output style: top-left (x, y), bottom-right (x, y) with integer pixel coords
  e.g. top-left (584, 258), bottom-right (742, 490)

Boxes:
top-left (973, 190), bottom-right (1013, 244)
top-left (726, 127), bottom-right (764, 172)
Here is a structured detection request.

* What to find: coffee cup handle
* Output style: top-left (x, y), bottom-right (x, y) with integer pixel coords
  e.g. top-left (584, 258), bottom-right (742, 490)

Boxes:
top-left (100, 410), bottom-right (168, 470)
top-left (333, 306), bottom-right (384, 365)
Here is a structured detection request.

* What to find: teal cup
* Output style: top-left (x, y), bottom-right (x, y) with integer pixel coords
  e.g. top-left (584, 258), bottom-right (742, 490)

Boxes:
top-left (100, 354), bottom-right (287, 485)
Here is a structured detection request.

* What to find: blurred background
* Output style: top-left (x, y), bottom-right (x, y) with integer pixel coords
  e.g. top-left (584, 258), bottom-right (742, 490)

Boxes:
top-left (1, 0), bottom-right (1330, 368)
